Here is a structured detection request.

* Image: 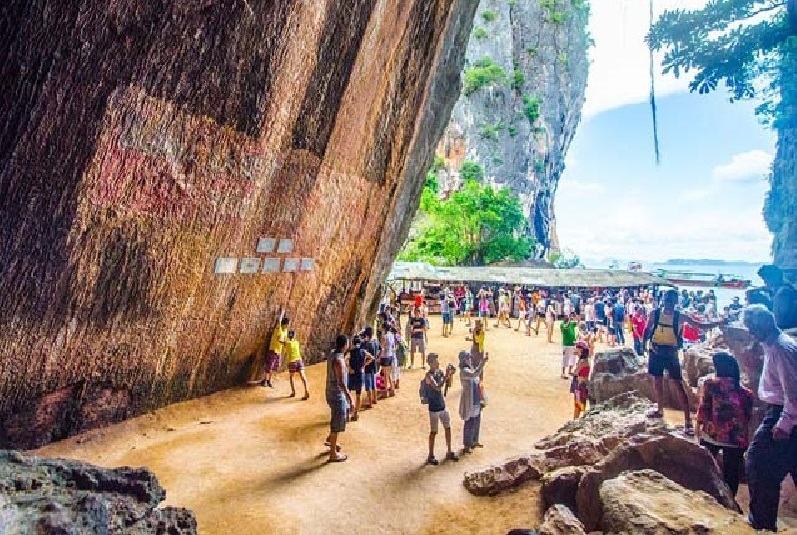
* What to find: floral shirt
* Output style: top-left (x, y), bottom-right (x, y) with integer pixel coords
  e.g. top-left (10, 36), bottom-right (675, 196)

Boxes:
top-left (697, 377), bottom-right (754, 449)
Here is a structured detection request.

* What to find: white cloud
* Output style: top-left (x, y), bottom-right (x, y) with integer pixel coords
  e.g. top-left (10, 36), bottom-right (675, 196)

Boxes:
top-left (677, 150), bottom-right (773, 204)
top-left (562, 180), bottom-right (604, 195)
top-left (583, 0), bottom-right (710, 118)
top-left (712, 149), bottom-right (773, 183)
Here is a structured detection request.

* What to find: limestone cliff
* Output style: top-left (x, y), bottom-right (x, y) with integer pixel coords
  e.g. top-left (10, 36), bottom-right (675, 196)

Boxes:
top-left (765, 43), bottom-right (797, 278)
top-left (0, 0), bottom-right (478, 448)
top-left (436, 0), bottom-right (590, 254)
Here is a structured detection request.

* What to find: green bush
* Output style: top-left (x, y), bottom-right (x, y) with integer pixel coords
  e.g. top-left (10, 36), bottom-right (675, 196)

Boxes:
top-left (473, 26), bottom-right (489, 39)
top-left (460, 160), bottom-right (484, 182)
top-left (463, 57), bottom-right (508, 96)
top-left (522, 95), bottom-right (541, 123)
top-left (480, 121), bottom-right (504, 140)
top-left (511, 69), bottom-right (525, 90)
top-left (508, 125), bottom-right (519, 137)
top-left (533, 158), bottom-right (545, 174)
top-left (482, 9), bottom-right (498, 22)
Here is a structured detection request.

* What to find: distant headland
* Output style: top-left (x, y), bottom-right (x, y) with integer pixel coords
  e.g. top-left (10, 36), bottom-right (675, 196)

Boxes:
top-left (662, 259), bottom-right (765, 267)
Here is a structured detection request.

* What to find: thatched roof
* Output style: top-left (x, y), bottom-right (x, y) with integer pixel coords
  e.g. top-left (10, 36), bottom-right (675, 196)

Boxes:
top-left (387, 261), bottom-right (667, 289)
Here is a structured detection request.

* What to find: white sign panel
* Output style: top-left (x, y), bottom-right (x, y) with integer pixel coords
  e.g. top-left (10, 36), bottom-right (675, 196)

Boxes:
top-left (283, 258), bottom-right (299, 272)
top-left (239, 258), bottom-right (261, 273)
top-left (277, 239), bottom-right (294, 254)
top-left (256, 238), bottom-right (276, 253)
top-left (262, 258), bottom-right (281, 273)
top-left (214, 258), bottom-right (237, 274)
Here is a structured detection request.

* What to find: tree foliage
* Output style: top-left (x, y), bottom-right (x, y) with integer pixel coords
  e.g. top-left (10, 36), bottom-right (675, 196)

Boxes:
top-left (547, 249), bottom-right (583, 269)
top-left (463, 56), bottom-right (508, 96)
top-left (400, 162), bottom-right (533, 266)
top-left (647, 0), bottom-right (795, 124)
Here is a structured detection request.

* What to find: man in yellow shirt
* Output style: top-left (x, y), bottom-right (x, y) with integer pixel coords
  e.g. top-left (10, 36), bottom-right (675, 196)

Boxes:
top-left (284, 330), bottom-right (309, 400)
top-left (262, 317), bottom-right (290, 388)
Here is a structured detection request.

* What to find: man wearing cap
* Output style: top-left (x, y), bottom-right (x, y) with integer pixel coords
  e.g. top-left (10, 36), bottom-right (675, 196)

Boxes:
top-left (744, 305), bottom-right (797, 531)
top-left (423, 354), bottom-right (458, 465)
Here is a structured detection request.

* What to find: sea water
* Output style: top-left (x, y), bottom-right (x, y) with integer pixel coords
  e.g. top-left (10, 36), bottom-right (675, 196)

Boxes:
top-left (648, 262), bottom-right (765, 308)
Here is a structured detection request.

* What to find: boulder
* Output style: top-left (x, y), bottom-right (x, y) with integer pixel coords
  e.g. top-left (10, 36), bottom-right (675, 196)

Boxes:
top-left (0, 450), bottom-right (196, 534)
top-left (538, 505), bottom-right (587, 535)
top-left (464, 392), bottom-right (667, 496)
top-left (588, 348), bottom-right (698, 412)
top-left (599, 470), bottom-right (755, 534)
top-left (575, 433), bottom-right (738, 531)
top-left (683, 344), bottom-right (717, 388)
top-left (541, 466), bottom-right (587, 513)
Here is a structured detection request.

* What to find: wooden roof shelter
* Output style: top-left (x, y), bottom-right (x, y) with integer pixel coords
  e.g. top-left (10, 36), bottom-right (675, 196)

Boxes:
top-left (387, 261), bottom-right (668, 289)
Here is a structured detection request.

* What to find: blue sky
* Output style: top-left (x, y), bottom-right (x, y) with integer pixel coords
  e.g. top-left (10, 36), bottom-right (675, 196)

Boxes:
top-left (556, 0), bottom-right (776, 264)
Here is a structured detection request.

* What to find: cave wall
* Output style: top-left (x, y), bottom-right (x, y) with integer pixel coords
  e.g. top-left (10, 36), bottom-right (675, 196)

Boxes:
top-left (0, 0), bottom-right (479, 448)
top-left (435, 0), bottom-right (590, 255)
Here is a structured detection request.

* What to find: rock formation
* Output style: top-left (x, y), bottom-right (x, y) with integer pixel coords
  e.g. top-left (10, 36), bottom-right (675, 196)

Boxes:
top-left (435, 0), bottom-right (590, 253)
top-left (588, 348), bottom-right (698, 411)
top-left (464, 392), bottom-right (739, 530)
top-left (0, 450), bottom-right (196, 534)
top-left (0, 0), bottom-right (480, 448)
top-left (599, 470), bottom-right (756, 535)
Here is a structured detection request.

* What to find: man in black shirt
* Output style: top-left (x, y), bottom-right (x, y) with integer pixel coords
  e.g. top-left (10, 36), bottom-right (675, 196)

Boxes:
top-left (424, 354), bottom-right (458, 465)
top-left (362, 327), bottom-right (380, 409)
top-left (410, 307), bottom-right (428, 369)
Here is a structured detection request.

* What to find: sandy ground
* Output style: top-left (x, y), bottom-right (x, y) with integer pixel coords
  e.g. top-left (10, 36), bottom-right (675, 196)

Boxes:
top-left (34, 316), bottom-right (797, 534)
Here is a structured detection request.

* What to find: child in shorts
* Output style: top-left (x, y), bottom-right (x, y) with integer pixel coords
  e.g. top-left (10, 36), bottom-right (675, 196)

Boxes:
top-left (571, 340), bottom-right (591, 419)
top-left (284, 330), bottom-right (309, 400)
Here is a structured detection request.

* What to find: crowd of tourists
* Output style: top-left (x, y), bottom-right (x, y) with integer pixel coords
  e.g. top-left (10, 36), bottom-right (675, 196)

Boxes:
top-left (260, 263), bottom-right (797, 531)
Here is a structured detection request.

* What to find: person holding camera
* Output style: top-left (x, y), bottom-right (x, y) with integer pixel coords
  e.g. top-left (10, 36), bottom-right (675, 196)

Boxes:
top-left (459, 350), bottom-right (488, 453)
top-left (423, 354), bottom-right (459, 465)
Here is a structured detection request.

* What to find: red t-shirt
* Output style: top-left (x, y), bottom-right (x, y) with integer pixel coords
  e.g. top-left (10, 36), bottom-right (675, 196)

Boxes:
top-left (413, 294), bottom-right (423, 308)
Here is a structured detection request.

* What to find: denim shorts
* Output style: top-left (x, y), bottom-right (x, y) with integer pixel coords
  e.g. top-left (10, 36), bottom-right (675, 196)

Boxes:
top-left (442, 312), bottom-right (452, 324)
top-left (328, 397), bottom-right (348, 433)
top-left (363, 372), bottom-right (376, 392)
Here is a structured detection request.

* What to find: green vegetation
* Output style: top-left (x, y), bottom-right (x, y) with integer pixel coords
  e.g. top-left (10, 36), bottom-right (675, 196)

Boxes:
top-left (557, 51), bottom-right (568, 66)
top-left (522, 94), bottom-right (541, 123)
top-left (547, 249), bottom-right (583, 269)
top-left (460, 160), bottom-right (484, 182)
top-left (508, 0), bottom-right (517, 6)
top-left (480, 121), bottom-right (504, 140)
top-left (540, 0), bottom-right (566, 24)
top-left (511, 69), bottom-right (525, 91)
top-left (507, 125), bottom-right (519, 137)
top-left (533, 158), bottom-right (545, 174)
top-left (463, 56), bottom-right (508, 96)
top-left (526, 46), bottom-right (538, 57)
top-left (481, 9), bottom-right (498, 22)
top-left (399, 161), bottom-right (533, 266)
top-left (473, 26), bottom-right (489, 40)
top-left (648, 0), bottom-right (795, 125)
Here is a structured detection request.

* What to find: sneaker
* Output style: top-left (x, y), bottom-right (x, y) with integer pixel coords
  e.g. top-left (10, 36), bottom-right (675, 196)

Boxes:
top-left (267, 380), bottom-right (274, 388)
top-left (446, 452), bottom-right (459, 462)
top-left (259, 379), bottom-right (267, 387)
top-left (426, 456), bottom-right (439, 466)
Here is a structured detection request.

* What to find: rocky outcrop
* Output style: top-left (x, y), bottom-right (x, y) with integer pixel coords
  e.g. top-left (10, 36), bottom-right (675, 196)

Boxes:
top-left (436, 0), bottom-right (590, 253)
top-left (0, 1), bottom-right (479, 448)
top-left (599, 470), bottom-right (755, 535)
top-left (0, 450), bottom-right (196, 534)
top-left (464, 392), bottom-right (738, 530)
top-left (538, 504), bottom-right (587, 535)
top-left (764, 42), bottom-right (797, 279)
top-left (684, 342), bottom-right (719, 388)
top-left (588, 348), bottom-right (698, 411)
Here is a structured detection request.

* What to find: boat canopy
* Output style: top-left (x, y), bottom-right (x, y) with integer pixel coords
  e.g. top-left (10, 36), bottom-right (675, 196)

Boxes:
top-left (387, 261), bottom-right (668, 289)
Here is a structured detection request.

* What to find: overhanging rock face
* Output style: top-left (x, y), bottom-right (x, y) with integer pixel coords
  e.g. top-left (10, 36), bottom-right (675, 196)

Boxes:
top-left (0, 0), bottom-right (478, 448)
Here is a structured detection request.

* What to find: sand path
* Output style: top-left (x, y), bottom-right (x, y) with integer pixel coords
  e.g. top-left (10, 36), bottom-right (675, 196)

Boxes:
top-left (35, 317), bottom-right (795, 533)
top-left (36, 317), bottom-right (577, 534)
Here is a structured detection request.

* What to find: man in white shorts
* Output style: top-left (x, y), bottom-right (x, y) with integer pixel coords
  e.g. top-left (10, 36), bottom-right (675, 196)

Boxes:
top-left (423, 354), bottom-right (458, 465)
top-left (560, 312), bottom-right (578, 379)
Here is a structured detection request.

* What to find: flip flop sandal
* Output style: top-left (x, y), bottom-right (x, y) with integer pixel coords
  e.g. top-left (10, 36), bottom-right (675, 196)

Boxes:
top-left (328, 454), bottom-right (348, 463)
